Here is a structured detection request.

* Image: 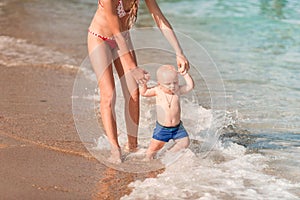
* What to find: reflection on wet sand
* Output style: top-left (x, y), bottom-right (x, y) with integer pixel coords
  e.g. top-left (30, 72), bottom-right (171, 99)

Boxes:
top-left (93, 167), bottom-right (164, 200)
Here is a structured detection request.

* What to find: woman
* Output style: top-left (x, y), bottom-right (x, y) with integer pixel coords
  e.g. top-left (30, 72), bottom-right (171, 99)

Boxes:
top-left (88, 0), bottom-right (190, 163)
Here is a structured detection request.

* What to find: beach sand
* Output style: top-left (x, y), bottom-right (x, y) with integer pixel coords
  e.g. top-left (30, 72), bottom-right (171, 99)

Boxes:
top-left (0, 64), bottom-right (161, 199)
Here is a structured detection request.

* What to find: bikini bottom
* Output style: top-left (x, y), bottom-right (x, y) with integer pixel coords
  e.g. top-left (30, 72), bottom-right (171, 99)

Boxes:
top-left (88, 29), bottom-right (118, 49)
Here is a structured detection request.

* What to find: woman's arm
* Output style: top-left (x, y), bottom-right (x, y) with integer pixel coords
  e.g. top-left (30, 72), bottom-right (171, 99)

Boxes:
top-left (102, 0), bottom-right (149, 83)
top-left (144, 0), bottom-right (189, 73)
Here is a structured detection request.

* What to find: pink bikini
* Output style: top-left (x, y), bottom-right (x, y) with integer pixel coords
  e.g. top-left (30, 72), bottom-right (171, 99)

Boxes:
top-left (88, 0), bottom-right (139, 49)
top-left (98, 0), bottom-right (128, 18)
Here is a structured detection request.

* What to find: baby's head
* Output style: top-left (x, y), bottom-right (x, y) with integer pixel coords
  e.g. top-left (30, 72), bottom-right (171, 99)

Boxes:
top-left (157, 65), bottom-right (179, 93)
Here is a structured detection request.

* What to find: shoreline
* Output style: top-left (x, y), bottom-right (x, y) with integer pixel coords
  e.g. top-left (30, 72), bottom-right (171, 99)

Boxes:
top-left (0, 64), bottom-right (161, 199)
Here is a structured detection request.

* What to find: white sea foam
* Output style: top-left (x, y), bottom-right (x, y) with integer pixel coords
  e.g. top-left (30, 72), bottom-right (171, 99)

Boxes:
top-left (121, 141), bottom-right (300, 199)
top-left (0, 35), bottom-right (77, 67)
top-left (282, 19), bottom-right (300, 25)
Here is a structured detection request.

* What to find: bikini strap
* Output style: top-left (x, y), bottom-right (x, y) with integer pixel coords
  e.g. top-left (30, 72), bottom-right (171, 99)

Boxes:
top-left (98, 0), bottom-right (121, 8)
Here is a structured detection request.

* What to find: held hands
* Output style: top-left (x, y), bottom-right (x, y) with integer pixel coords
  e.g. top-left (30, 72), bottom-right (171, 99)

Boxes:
top-left (176, 54), bottom-right (189, 75)
top-left (179, 68), bottom-right (188, 76)
top-left (130, 67), bottom-right (150, 85)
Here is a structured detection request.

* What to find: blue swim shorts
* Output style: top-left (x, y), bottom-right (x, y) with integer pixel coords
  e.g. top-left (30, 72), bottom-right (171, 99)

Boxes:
top-left (152, 121), bottom-right (189, 142)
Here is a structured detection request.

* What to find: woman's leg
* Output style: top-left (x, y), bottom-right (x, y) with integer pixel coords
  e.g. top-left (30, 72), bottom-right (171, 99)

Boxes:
top-left (98, 64), bottom-right (122, 163)
top-left (113, 52), bottom-right (139, 151)
top-left (88, 36), bottom-right (121, 163)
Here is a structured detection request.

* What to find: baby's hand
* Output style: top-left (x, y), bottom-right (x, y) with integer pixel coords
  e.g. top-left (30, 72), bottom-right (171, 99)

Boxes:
top-left (139, 74), bottom-right (151, 87)
top-left (178, 64), bottom-right (188, 76)
top-left (130, 67), bottom-right (150, 85)
top-left (179, 70), bottom-right (187, 76)
top-left (177, 54), bottom-right (190, 73)
top-left (144, 73), bottom-right (151, 82)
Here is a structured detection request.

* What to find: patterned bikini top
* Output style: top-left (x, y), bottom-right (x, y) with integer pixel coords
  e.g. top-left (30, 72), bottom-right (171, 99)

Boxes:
top-left (98, 0), bottom-right (139, 28)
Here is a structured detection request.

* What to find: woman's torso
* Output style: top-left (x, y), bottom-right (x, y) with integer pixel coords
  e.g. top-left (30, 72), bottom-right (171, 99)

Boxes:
top-left (89, 0), bottom-right (139, 37)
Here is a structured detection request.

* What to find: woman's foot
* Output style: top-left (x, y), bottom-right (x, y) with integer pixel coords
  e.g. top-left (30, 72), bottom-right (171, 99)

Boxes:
top-left (142, 156), bottom-right (153, 162)
top-left (123, 143), bottom-right (139, 153)
top-left (108, 146), bottom-right (122, 164)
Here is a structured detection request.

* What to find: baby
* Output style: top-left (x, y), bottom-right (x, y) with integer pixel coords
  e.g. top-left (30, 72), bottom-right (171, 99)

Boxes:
top-left (139, 65), bottom-right (194, 160)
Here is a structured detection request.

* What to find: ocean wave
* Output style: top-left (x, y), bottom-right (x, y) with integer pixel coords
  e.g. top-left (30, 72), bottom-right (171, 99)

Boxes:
top-left (0, 35), bottom-right (78, 70)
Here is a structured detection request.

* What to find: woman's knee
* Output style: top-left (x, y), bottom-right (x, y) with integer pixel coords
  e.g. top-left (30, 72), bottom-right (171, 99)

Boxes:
top-left (100, 91), bottom-right (116, 109)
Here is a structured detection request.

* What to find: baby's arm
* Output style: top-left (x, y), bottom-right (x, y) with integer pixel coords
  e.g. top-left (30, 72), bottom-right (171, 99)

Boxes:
top-left (139, 83), bottom-right (157, 97)
top-left (178, 72), bottom-right (194, 95)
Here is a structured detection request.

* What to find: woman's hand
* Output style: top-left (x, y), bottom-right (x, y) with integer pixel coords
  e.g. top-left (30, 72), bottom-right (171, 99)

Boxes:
top-left (130, 67), bottom-right (150, 85)
top-left (176, 54), bottom-right (190, 74)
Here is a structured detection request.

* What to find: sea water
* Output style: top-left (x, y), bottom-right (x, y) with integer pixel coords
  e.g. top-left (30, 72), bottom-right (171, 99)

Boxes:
top-left (1, 0), bottom-right (299, 199)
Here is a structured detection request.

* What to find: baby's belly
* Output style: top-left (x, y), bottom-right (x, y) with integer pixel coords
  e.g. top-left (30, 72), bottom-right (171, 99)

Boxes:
top-left (156, 106), bottom-right (181, 127)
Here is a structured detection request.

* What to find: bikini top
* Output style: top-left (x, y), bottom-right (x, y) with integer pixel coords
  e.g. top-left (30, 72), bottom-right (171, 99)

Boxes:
top-left (98, 0), bottom-right (138, 18)
top-left (98, 0), bottom-right (139, 28)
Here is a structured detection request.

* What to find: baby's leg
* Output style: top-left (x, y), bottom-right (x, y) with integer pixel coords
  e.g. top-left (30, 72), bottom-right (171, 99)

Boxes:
top-left (168, 137), bottom-right (190, 152)
top-left (145, 139), bottom-right (165, 161)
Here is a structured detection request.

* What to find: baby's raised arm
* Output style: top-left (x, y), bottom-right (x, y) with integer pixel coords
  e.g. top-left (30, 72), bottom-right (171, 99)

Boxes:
top-left (139, 82), bottom-right (157, 97)
top-left (178, 72), bottom-right (194, 95)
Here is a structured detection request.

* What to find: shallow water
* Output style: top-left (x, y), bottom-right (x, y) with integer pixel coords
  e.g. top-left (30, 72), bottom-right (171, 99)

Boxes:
top-left (1, 0), bottom-right (300, 199)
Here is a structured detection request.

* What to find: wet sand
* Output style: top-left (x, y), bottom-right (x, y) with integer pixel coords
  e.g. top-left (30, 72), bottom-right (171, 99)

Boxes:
top-left (0, 64), bottom-right (161, 199)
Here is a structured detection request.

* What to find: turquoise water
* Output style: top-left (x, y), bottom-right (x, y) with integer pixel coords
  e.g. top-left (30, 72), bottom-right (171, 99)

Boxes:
top-left (149, 0), bottom-right (300, 133)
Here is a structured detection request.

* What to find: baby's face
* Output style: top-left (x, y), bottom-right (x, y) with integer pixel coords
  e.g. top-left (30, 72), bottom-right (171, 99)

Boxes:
top-left (159, 72), bottom-right (179, 94)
